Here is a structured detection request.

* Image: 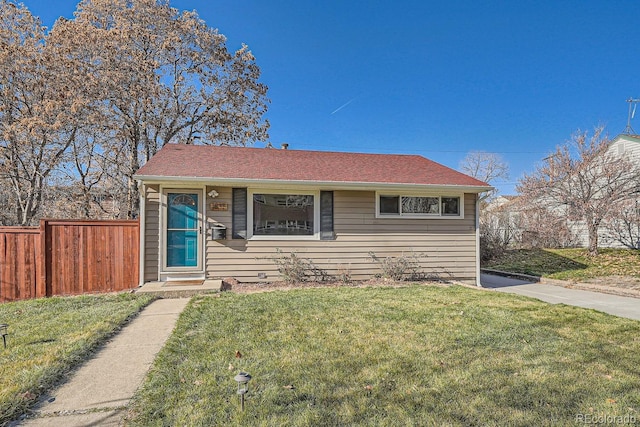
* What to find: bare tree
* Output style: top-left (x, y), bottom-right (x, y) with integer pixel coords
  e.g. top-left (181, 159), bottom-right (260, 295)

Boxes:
top-left (515, 203), bottom-right (578, 249)
top-left (517, 127), bottom-right (640, 255)
top-left (601, 199), bottom-right (640, 249)
top-left (460, 151), bottom-right (509, 202)
top-left (460, 151), bottom-right (510, 260)
top-left (0, 1), bottom-right (90, 225)
top-left (0, 0), bottom-right (270, 223)
top-left (49, 0), bottom-right (270, 217)
top-left (61, 127), bottom-right (121, 218)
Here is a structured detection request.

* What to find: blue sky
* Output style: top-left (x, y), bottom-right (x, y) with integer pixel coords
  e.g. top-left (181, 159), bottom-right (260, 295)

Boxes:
top-left (22, 0), bottom-right (640, 194)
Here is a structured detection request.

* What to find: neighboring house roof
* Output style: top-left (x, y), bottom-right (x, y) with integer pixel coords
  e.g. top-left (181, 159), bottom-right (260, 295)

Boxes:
top-left (485, 195), bottom-right (522, 212)
top-left (134, 144), bottom-right (492, 192)
top-left (612, 134), bottom-right (640, 143)
top-left (487, 195), bottom-right (518, 205)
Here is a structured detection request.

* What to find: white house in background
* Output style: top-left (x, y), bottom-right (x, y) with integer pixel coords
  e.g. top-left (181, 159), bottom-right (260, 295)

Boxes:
top-left (485, 133), bottom-right (640, 250)
top-left (482, 195), bottom-right (522, 244)
top-left (553, 133), bottom-right (640, 249)
top-left (608, 133), bottom-right (640, 162)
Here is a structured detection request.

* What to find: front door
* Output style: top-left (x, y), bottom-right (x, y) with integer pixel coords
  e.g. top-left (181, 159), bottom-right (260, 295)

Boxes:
top-left (166, 192), bottom-right (201, 268)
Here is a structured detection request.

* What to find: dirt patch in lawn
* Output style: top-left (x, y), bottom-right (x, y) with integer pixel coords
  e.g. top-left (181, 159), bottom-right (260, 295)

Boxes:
top-left (225, 278), bottom-right (454, 294)
top-left (543, 275), bottom-right (640, 299)
top-left (224, 276), bottom-right (640, 299)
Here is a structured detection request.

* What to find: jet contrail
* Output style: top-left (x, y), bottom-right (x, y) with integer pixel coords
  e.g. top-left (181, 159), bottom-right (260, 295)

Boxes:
top-left (330, 98), bottom-right (356, 115)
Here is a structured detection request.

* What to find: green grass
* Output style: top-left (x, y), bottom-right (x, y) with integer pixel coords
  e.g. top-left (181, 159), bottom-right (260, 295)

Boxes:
top-left (483, 248), bottom-right (640, 281)
top-left (125, 286), bottom-right (640, 426)
top-left (0, 293), bottom-right (155, 425)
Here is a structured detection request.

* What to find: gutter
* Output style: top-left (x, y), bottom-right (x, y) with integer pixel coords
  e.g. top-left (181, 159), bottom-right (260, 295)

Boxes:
top-left (137, 180), bottom-right (146, 287)
top-left (133, 175), bottom-right (493, 194)
top-left (475, 195), bottom-right (481, 286)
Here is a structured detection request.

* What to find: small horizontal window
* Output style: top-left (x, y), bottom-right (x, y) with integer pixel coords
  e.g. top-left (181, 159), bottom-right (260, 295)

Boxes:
top-left (441, 197), bottom-right (460, 216)
top-left (377, 194), bottom-right (462, 218)
top-left (402, 196), bottom-right (439, 214)
top-left (379, 196), bottom-right (400, 214)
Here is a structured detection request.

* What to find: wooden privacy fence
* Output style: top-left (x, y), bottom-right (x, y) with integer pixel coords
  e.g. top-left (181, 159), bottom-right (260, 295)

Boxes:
top-left (0, 219), bottom-right (139, 302)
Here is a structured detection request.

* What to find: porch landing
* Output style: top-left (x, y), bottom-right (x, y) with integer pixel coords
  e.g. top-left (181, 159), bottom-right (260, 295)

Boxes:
top-left (135, 280), bottom-right (222, 298)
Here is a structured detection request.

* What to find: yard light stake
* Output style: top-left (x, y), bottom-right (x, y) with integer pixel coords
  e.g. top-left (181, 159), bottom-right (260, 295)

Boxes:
top-left (0, 323), bottom-right (9, 348)
top-left (0, 324), bottom-right (7, 349)
top-left (234, 372), bottom-right (252, 411)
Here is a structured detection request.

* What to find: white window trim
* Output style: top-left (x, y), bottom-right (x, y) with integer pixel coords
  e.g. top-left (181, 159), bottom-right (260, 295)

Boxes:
top-left (159, 186), bottom-right (206, 274)
top-left (247, 189), bottom-right (321, 240)
top-left (375, 192), bottom-right (465, 219)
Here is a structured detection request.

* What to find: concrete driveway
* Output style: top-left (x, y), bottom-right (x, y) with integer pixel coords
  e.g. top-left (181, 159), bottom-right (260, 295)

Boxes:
top-left (480, 273), bottom-right (640, 321)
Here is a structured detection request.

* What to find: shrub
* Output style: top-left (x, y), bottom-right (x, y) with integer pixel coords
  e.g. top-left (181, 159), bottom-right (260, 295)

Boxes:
top-left (368, 251), bottom-right (422, 281)
top-left (480, 228), bottom-right (509, 263)
top-left (336, 264), bottom-right (352, 284)
top-left (267, 249), bottom-right (331, 283)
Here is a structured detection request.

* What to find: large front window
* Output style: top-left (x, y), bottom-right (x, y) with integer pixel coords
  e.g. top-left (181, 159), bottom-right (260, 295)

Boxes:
top-left (253, 194), bottom-right (314, 236)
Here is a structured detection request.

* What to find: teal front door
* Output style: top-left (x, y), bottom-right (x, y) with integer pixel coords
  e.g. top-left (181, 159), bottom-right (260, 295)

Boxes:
top-left (166, 192), bottom-right (200, 268)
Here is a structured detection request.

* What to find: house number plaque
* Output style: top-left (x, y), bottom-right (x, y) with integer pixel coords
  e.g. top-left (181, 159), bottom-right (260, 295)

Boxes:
top-left (210, 202), bottom-right (228, 211)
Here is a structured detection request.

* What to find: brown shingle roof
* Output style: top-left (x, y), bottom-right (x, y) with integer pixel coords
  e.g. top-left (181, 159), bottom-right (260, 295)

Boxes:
top-left (135, 144), bottom-right (491, 190)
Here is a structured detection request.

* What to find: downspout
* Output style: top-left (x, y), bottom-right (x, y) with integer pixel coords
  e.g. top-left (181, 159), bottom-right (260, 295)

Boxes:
top-left (475, 193), bottom-right (482, 287)
top-left (138, 180), bottom-right (146, 287)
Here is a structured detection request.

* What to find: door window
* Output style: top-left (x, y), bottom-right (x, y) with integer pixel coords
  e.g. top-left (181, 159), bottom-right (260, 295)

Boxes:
top-left (167, 193), bottom-right (199, 267)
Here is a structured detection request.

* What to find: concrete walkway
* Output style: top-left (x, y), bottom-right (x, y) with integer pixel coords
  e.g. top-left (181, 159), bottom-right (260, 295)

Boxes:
top-left (14, 298), bottom-right (190, 427)
top-left (481, 273), bottom-right (640, 321)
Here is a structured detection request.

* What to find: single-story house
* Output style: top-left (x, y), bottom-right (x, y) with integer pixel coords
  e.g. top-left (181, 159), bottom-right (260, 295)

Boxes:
top-left (134, 144), bottom-right (492, 286)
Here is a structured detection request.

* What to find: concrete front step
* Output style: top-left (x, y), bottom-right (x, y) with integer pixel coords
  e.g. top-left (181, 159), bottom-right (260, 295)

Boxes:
top-left (135, 280), bottom-right (222, 298)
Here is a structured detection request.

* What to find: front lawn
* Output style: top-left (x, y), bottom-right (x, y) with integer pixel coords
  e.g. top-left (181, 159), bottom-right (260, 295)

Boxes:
top-left (484, 248), bottom-right (640, 281)
top-left (125, 285), bottom-right (640, 426)
top-left (0, 293), bottom-right (155, 425)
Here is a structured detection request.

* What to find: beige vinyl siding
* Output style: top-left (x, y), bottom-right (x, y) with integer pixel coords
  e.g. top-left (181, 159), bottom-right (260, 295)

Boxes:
top-left (143, 184), bottom-right (160, 281)
top-left (205, 188), bottom-right (478, 284)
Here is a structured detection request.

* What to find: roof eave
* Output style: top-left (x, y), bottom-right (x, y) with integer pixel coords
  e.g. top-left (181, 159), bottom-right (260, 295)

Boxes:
top-left (134, 174), bottom-right (493, 194)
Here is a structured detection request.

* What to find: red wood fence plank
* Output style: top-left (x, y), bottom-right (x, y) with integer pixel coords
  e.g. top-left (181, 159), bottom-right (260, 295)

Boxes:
top-left (0, 228), bottom-right (40, 302)
top-left (0, 220), bottom-right (139, 302)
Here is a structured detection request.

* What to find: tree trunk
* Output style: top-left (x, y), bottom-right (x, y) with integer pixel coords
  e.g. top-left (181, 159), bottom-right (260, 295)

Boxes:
top-left (126, 176), bottom-right (139, 219)
top-left (586, 218), bottom-right (599, 256)
top-left (125, 144), bottom-right (140, 219)
top-left (81, 186), bottom-right (92, 219)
